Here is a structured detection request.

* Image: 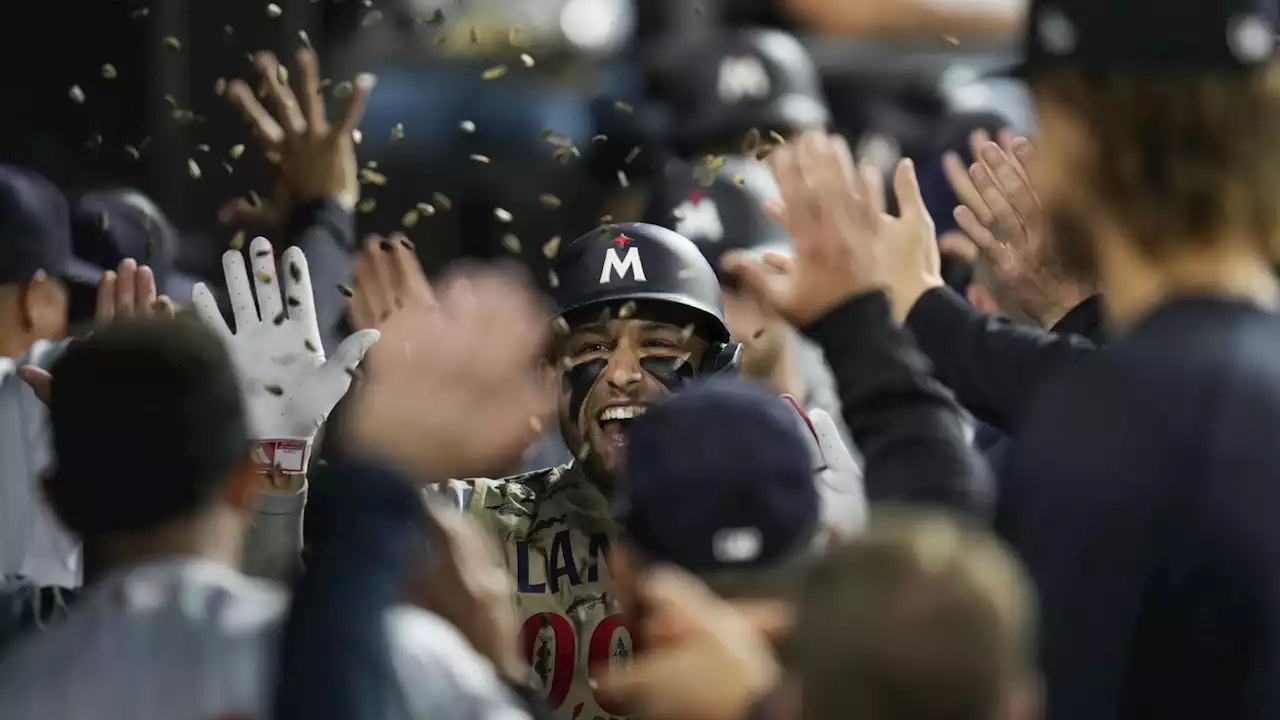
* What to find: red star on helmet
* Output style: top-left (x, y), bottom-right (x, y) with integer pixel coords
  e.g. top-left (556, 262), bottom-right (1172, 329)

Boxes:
top-left (688, 191), bottom-right (706, 204)
top-left (611, 233), bottom-right (633, 247)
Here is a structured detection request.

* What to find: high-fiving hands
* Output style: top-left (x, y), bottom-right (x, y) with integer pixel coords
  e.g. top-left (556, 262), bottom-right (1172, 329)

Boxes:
top-left (192, 237), bottom-right (379, 475)
top-left (221, 48), bottom-right (374, 226)
top-left (722, 131), bottom-right (943, 326)
top-left (943, 130), bottom-right (1094, 327)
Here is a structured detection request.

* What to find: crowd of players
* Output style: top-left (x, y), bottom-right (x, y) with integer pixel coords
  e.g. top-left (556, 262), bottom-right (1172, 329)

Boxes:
top-left (2, 0), bottom-right (1280, 719)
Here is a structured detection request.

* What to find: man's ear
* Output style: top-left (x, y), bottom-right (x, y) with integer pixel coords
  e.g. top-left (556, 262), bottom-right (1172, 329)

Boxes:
top-left (224, 459), bottom-right (259, 511)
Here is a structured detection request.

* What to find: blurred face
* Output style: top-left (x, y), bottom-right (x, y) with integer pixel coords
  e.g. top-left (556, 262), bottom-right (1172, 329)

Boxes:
top-left (1032, 95), bottom-right (1102, 282)
top-left (0, 276), bottom-right (68, 354)
top-left (722, 288), bottom-right (788, 380)
top-left (558, 317), bottom-right (709, 479)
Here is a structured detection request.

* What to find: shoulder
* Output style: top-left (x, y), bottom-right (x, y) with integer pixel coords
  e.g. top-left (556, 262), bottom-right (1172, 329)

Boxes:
top-left (455, 464), bottom-right (573, 512)
top-left (384, 606), bottom-right (530, 720)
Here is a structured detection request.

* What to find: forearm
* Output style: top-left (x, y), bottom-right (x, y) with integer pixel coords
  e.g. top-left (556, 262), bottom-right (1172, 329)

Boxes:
top-left (283, 198), bottom-right (357, 355)
top-left (904, 286), bottom-right (1098, 433)
top-left (242, 472), bottom-right (306, 583)
top-left (785, 0), bottom-right (1024, 40)
top-left (806, 292), bottom-right (993, 516)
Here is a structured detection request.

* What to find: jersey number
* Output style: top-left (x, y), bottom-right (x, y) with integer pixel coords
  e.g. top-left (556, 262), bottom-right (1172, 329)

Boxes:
top-left (519, 612), bottom-right (631, 714)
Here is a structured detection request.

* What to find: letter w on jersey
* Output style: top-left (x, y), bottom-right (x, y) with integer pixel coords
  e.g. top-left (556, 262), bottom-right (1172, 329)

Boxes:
top-left (599, 247), bottom-right (646, 284)
top-left (717, 55), bottom-right (772, 104)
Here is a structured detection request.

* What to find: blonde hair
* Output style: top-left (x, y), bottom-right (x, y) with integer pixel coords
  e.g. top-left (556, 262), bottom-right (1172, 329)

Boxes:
top-left (1033, 67), bottom-right (1280, 261)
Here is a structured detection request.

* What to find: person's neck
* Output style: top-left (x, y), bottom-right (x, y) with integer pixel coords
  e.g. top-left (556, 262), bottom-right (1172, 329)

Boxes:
top-left (82, 511), bottom-right (245, 585)
top-left (1099, 237), bottom-right (1280, 332)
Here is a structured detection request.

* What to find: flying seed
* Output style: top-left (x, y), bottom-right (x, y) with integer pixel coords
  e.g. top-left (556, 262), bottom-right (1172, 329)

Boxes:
top-left (276, 66), bottom-right (288, 85)
top-left (552, 316), bottom-right (570, 334)
top-left (361, 9), bottom-right (383, 27)
top-left (591, 134), bottom-right (608, 144)
top-left (289, 262), bottom-right (302, 283)
top-left (304, 339), bottom-right (318, 353)
top-left (99, 214), bottom-right (109, 231)
top-left (706, 155), bottom-right (726, 171)
top-left (196, 143), bottom-right (210, 152)
top-left (266, 150), bottom-right (282, 164)
top-left (416, 202), bottom-right (436, 216)
top-left (214, 77), bottom-right (227, 95)
top-left (358, 168), bottom-right (388, 185)
top-left (390, 123), bottom-right (405, 141)
top-left (470, 154), bottom-right (490, 164)
top-left (334, 81), bottom-right (353, 98)
top-left (272, 310), bottom-right (286, 325)
top-left (520, 53), bottom-right (535, 68)
top-left (618, 301), bottom-right (636, 318)
top-left (254, 249), bottom-right (270, 258)
top-left (542, 236), bottom-right (561, 258)
top-left (357, 198), bottom-right (377, 213)
top-left (402, 210), bottom-right (420, 228)
top-left (264, 384), bottom-right (284, 396)
top-left (432, 192), bottom-right (452, 210)
top-left (614, 100), bottom-right (633, 114)
top-left (337, 284), bottom-right (354, 297)
top-left (482, 65), bottom-right (508, 80)
top-left (163, 36), bottom-right (181, 51)
top-left (616, 170), bottom-right (629, 188)
top-left (287, 296), bottom-right (301, 308)
top-left (599, 214), bottom-right (613, 224)
top-left (299, 30), bottom-right (312, 48)
top-left (351, 129), bottom-right (362, 145)
top-left (539, 194), bottom-right (562, 209)
top-left (548, 270), bottom-right (559, 288)
top-left (494, 208), bottom-right (513, 222)
top-left (501, 234), bottom-right (521, 253)
top-left (125, 145), bottom-right (140, 160)
top-left (187, 159), bottom-right (202, 179)
top-left (459, 120), bottom-right (475, 133)
top-left (769, 130), bottom-right (786, 144)
top-left (257, 272), bottom-right (272, 284)
top-left (230, 231), bottom-right (246, 250)
top-left (732, 173), bottom-right (744, 185)
top-left (101, 64), bottom-right (117, 80)
top-left (624, 146), bottom-right (641, 164)
top-left (69, 85), bottom-right (85, 104)
top-left (266, 3), bottom-right (283, 17)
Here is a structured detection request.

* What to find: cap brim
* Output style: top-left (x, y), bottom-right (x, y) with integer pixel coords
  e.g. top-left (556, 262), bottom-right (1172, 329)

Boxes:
top-left (60, 257), bottom-right (107, 287)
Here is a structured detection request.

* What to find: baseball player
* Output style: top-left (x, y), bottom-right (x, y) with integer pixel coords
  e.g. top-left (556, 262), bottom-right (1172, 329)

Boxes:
top-left (0, 241), bottom-right (530, 720)
top-left (415, 222), bottom-right (861, 720)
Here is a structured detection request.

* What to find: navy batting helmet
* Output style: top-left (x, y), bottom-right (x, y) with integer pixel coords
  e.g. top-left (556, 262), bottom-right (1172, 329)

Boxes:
top-left (649, 28), bottom-right (830, 154)
top-left (551, 222), bottom-right (743, 375)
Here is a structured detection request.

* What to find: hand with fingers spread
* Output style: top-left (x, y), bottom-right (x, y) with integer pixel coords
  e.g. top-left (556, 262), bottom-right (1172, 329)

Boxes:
top-left (348, 234), bottom-right (434, 331)
top-left (191, 237), bottom-right (380, 474)
top-left (221, 49), bottom-right (375, 226)
top-left (722, 131), bottom-right (943, 327)
top-left (944, 135), bottom-right (1093, 327)
top-left (347, 264), bottom-right (556, 481)
top-left (409, 502), bottom-right (524, 684)
top-left (20, 258), bottom-right (176, 403)
top-left (597, 566), bottom-right (781, 720)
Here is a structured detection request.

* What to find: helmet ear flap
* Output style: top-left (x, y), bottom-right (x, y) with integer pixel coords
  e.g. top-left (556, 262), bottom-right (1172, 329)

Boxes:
top-left (699, 341), bottom-right (743, 376)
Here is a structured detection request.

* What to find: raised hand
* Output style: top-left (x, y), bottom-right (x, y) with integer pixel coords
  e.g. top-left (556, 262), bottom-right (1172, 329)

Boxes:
top-left (722, 130), bottom-right (942, 326)
top-left (348, 234), bottom-right (435, 331)
top-left (221, 49), bottom-right (374, 226)
top-left (191, 237), bottom-right (379, 474)
top-left (945, 136), bottom-right (1093, 327)
top-left (346, 264), bottom-right (556, 481)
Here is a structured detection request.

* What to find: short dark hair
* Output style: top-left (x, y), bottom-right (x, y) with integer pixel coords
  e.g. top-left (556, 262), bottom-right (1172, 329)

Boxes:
top-left (47, 315), bottom-right (250, 537)
top-left (792, 510), bottom-right (1036, 720)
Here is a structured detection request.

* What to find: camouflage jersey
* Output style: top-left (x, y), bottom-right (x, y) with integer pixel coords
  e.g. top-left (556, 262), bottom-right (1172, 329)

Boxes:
top-left (442, 464), bottom-right (631, 720)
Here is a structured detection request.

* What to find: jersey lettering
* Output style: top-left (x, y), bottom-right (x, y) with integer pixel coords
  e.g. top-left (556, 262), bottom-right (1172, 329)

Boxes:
top-left (599, 247), bottom-right (646, 284)
top-left (717, 55), bottom-right (771, 104)
top-left (673, 196), bottom-right (724, 243)
top-left (517, 531), bottom-right (611, 592)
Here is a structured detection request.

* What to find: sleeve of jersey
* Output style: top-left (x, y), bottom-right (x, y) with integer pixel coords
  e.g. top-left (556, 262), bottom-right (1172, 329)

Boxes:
top-left (242, 486), bottom-right (306, 582)
top-left (386, 606), bottom-right (532, 720)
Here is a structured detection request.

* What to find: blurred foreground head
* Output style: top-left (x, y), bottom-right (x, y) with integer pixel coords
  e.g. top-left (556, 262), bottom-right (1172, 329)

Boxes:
top-left (44, 317), bottom-right (255, 571)
top-left (612, 377), bottom-right (819, 611)
top-left (1020, 0), bottom-right (1280, 287)
top-left (794, 510), bottom-right (1038, 720)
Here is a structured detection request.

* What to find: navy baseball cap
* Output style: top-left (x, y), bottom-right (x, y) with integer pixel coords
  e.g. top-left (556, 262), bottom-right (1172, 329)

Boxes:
top-left (619, 377), bottom-right (820, 578)
top-left (71, 188), bottom-right (195, 300)
top-left (1003, 0), bottom-right (1277, 78)
top-left (0, 166), bottom-right (100, 286)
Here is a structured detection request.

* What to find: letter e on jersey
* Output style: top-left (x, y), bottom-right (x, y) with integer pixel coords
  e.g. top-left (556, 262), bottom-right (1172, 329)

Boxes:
top-left (600, 234), bottom-right (646, 284)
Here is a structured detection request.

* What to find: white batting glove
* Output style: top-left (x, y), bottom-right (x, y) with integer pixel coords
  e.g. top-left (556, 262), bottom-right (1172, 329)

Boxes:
top-left (191, 236), bottom-right (379, 474)
top-left (781, 397), bottom-right (868, 542)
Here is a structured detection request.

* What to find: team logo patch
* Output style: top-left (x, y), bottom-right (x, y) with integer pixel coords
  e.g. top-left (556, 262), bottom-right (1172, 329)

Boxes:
top-left (717, 54), bottom-right (771, 104)
top-left (673, 192), bottom-right (724, 243)
top-left (599, 234), bottom-right (646, 284)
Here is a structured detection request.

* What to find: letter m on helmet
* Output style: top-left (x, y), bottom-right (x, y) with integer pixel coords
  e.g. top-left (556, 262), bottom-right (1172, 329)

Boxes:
top-left (599, 247), bottom-right (647, 284)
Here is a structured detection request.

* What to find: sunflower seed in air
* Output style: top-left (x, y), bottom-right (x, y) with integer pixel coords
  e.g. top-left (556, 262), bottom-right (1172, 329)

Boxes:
top-left (542, 236), bottom-right (561, 258)
top-left (264, 384), bottom-right (284, 395)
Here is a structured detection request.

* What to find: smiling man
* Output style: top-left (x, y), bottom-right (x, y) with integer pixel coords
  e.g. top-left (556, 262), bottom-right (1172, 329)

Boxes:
top-left (440, 223), bottom-right (743, 720)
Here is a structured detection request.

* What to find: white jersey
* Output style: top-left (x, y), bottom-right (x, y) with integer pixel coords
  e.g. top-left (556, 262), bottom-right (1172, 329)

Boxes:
top-left (0, 558), bottom-right (529, 720)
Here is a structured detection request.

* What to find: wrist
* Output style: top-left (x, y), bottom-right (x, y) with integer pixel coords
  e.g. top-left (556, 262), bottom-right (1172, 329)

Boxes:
top-left (893, 276), bottom-right (945, 324)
